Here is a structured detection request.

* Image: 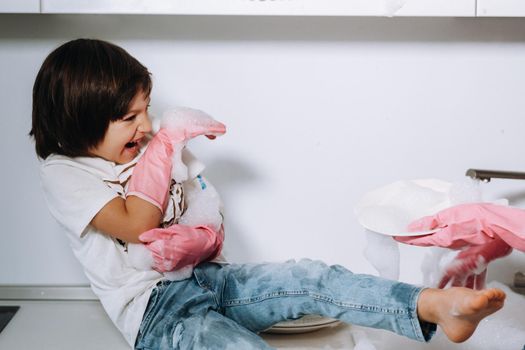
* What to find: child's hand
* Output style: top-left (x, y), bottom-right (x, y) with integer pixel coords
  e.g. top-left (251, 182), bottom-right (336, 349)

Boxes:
top-left (159, 107), bottom-right (226, 144)
top-left (139, 224), bottom-right (224, 272)
top-left (395, 203), bottom-right (525, 251)
top-left (438, 237), bottom-right (512, 289)
top-left (394, 202), bottom-right (524, 290)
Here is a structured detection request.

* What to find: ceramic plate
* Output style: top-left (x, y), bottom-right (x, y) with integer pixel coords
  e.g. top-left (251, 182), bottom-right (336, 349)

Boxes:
top-left (264, 315), bottom-right (341, 334)
top-left (355, 179), bottom-right (452, 236)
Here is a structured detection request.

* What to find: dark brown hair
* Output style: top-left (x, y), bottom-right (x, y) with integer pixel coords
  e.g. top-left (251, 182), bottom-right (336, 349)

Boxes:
top-left (30, 39), bottom-right (152, 159)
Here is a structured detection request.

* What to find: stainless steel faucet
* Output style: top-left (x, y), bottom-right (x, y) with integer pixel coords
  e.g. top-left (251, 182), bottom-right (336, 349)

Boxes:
top-left (465, 168), bottom-right (525, 182)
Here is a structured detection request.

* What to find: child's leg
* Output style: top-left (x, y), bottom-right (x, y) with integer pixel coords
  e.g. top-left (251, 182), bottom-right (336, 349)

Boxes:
top-left (194, 260), bottom-right (503, 343)
top-left (135, 280), bottom-right (275, 350)
top-left (195, 259), bottom-right (432, 342)
top-left (174, 311), bottom-right (275, 350)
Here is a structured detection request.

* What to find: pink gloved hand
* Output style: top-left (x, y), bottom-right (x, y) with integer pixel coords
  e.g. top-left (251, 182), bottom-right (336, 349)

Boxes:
top-left (139, 224), bottom-right (224, 272)
top-left (395, 203), bottom-right (525, 251)
top-left (127, 107), bottom-right (226, 212)
top-left (438, 237), bottom-right (512, 290)
top-left (159, 107), bottom-right (226, 144)
top-left (126, 129), bottom-right (177, 212)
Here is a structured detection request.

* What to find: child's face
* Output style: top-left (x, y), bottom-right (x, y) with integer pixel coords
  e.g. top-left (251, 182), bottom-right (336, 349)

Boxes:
top-left (89, 90), bottom-right (152, 164)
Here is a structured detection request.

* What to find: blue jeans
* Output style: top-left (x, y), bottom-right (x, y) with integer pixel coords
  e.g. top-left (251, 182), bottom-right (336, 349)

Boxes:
top-left (134, 259), bottom-right (435, 349)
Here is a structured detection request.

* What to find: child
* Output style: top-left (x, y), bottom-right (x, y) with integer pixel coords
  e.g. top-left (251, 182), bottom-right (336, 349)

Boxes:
top-left (31, 38), bottom-right (506, 349)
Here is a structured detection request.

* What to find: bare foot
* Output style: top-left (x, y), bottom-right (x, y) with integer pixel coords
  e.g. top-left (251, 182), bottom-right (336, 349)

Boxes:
top-left (417, 287), bottom-right (506, 343)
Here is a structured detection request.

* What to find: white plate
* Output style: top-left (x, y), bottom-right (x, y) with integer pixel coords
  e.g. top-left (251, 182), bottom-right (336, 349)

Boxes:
top-left (264, 315), bottom-right (341, 334)
top-left (355, 179), bottom-right (452, 236)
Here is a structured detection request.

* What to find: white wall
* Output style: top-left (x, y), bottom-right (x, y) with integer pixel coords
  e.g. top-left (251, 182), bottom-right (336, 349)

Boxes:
top-left (1, 14), bottom-right (525, 286)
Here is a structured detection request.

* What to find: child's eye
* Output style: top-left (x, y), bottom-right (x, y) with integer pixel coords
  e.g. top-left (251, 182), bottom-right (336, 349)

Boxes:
top-left (123, 115), bottom-right (136, 122)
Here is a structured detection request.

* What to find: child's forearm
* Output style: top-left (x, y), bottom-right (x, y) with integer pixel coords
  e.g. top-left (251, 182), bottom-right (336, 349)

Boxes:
top-left (90, 195), bottom-right (162, 243)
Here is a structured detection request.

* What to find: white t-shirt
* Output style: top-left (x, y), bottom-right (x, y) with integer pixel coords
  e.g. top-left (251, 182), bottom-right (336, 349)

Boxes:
top-left (40, 148), bottom-right (221, 347)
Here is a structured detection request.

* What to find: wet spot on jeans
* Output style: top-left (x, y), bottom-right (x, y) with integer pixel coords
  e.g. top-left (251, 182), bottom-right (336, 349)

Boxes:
top-left (229, 263), bottom-right (286, 295)
top-left (197, 312), bottom-right (271, 349)
top-left (291, 259), bottom-right (329, 287)
top-left (390, 283), bottom-right (412, 306)
top-left (234, 264), bottom-right (273, 284)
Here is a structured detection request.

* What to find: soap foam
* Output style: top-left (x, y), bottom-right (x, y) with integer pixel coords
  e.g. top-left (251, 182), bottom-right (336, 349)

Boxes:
top-left (364, 229), bottom-right (400, 280)
top-left (449, 178), bottom-right (483, 205)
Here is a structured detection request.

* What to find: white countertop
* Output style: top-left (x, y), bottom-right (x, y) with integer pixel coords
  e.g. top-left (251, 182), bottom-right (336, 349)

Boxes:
top-left (2, 281), bottom-right (524, 349)
top-left (0, 298), bottom-right (356, 350)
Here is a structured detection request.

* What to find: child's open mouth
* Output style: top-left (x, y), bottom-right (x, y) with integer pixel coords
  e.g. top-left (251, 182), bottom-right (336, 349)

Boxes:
top-left (125, 141), bottom-right (138, 148)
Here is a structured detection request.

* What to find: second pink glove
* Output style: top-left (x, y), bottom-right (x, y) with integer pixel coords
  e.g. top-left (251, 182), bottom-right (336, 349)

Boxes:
top-left (396, 202), bottom-right (525, 251)
top-left (437, 237), bottom-right (512, 289)
top-left (394, 202), bottom-right (523, 290)
top-left (139, 224), bottom-right (224, 272)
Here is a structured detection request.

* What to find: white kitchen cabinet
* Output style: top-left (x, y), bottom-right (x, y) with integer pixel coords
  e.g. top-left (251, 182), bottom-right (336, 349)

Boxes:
top-left (40, 0), bottom-right (475, 17)
top-left (477, 0), bottom-right (525, 17)
top-left (0, 0), bottom-right (39, 13)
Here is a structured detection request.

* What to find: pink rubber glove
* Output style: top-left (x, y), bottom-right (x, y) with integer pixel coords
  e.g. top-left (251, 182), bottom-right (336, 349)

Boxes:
top-left (437, 237), bottom-right (512, 290)
top-left (126, 129), bottom-right (177, 212)
top-left (394, 202), bottom-right (524, 289)
top-left (139, 224), bottom-right (224, 272)
top-left (127, 107), bottom-right (226, 213)
top-left (395, 203), bottom-right (525, 251)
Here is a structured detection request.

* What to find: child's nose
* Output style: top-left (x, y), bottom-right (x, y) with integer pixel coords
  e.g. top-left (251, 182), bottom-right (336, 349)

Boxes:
top-left (139, 115), bottom-right (152, 134)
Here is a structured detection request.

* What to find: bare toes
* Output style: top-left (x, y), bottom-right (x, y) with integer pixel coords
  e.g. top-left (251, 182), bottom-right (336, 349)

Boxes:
top-left (484, 288), bottom-right (506, 304)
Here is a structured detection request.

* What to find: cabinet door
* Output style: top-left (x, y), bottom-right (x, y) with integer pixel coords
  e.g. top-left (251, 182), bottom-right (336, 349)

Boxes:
top-left (0, 0), bottom-right (39, 13)
top-left (41, 0), bottom-right (475, 16)
top-left (478, 0), bottom-right (525, 17)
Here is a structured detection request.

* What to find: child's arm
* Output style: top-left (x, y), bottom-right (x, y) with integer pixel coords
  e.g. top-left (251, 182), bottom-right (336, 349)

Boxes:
top-left (90, 195), bottom-right (162, 244)
top-left (41, 157), bottom-right (162, 243)
top-left (91, 107), bottom-right (226, 245)
top-left (88, 128), bottom-right (177, 243)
